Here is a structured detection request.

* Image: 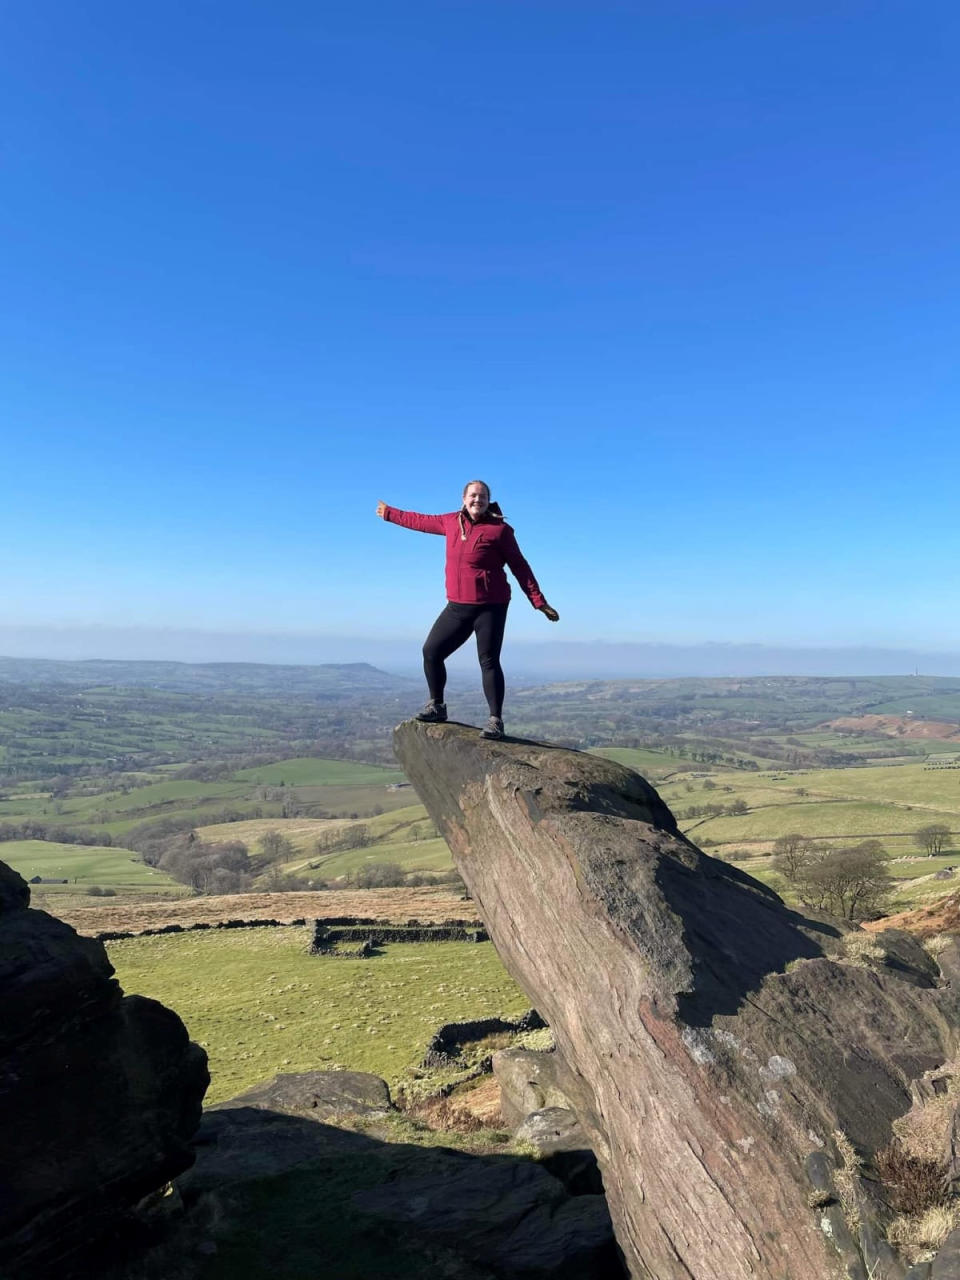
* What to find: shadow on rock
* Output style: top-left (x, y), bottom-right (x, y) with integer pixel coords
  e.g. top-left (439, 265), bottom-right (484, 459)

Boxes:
top-left (98, 1102), bottom-right (625, 1280)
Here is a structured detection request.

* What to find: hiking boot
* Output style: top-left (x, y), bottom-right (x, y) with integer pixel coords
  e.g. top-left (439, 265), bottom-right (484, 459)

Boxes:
top-left (415, 701), bottom-right (447, 723)
top-left (481, 716), bottom-right (504, 740)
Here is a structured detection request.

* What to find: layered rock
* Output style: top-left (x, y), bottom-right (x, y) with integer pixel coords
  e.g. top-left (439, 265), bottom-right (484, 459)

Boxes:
top-left (0, 861), bottom-right (208, 1277)
top-left (394, 721), bottom-right (960, 1280)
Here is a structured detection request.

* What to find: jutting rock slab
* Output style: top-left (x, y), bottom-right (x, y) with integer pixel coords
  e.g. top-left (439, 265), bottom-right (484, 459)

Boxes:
top-left (394, 721), bottom-right (960, 1280)
top-left (0, 860), bottom-right (209, 1278)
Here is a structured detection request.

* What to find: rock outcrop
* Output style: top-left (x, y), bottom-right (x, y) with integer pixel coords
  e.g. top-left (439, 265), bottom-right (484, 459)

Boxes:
top-left (182, 1070), bottom-right (622, 1279)
top-left (394, 721), bottom-right (960, 1280)
top-left (0, 860), bottom-right (208, 1278)
top-left (210, 1068), bottom-right (394, 1120)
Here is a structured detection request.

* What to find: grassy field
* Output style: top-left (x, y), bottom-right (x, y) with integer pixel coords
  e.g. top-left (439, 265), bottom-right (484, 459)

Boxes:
top-left (234, 758), bottom-right (404, 786)
top-left (687, 798), bottom-right (960, 845)
top-left (108, 927), bottom-right (528, 1104)
top-left (0, 757), bottom-right (418, 846)
top-left (197, 817), bottom-right (361, 855)
top-left (591, 746), bottom-right (688, 780)
top-left (654, 759), bottom-right (960, 849)
top-left (0, 839), bottom-right (187, 895)
top-left (309, 838), bottom-right (453, 880)
top-left (195, 802), bottom-right (454, 885)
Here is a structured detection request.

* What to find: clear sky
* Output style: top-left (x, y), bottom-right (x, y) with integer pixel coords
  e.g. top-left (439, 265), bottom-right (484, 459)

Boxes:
top-left (3, 1), bottom-right (959, 663)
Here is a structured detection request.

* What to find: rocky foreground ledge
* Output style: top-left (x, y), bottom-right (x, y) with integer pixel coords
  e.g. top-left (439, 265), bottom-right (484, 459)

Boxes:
top-left (394, 720), bottom-right (960, 1280)
top-left (0, 861), bottom-right (209, 1278)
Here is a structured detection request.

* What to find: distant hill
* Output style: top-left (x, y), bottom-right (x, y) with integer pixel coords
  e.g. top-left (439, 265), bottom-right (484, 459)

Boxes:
top-left (0, 660), bottom-right (418, 778)
top-left (504, 674), bottom-right (960, 730)
top-left (0, 656), bottom-right (415, 696)
top-left (825, 713), bottom-right (960, 740)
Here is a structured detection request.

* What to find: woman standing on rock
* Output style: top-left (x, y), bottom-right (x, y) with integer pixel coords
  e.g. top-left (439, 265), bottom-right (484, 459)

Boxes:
top-left (376, 481), bottom-right (559, 739)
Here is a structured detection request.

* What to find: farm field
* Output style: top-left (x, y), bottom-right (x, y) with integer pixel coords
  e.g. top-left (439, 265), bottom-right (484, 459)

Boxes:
top-left (198, 802), bottom-right (431, 850)
top-left (107, 927), bottom-right (529, 1103)
top-left (591, 746), bottom-right (688, 781)
top-left (309, 836), bottom-right (452, 880)
top-left (1, 839), bottom-right (187, 896)
top-left (657, 759), bottom-right (960, 847)
top-left (195, 802), bottom-right (455, 885)
top-left (647, 757), bottom-right (960, 913)
top-left (233, 758), bottom-right (404, 786)
top-left (686, 798), bottom-right (959, 846)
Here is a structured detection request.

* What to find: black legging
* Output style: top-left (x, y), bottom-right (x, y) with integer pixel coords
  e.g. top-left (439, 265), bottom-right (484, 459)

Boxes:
top-left (422, 603), bottom-right (509, 717)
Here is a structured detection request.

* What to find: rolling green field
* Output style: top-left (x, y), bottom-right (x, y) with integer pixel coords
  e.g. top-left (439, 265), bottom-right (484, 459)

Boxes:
top-left (0, 758), bottom-right (417, 840)
top-left (640, 756), bottom-right (960, 912)
top-left (307, 837), bottom-right (452, 880)
top-left (234, 758), bottom-right (404, 786)
top-left (195, 802), bottom-right (454, 886)
top-left (658, 760), bottom-right (960, 845)
top-left (1, 839), bottom-right (187, 895)
top-left (591, 746), bottom-right (688, 780)
top-left (686, 798), bottom-right (960, 845)
top-left (108, 927), bottom-right (528, 1103)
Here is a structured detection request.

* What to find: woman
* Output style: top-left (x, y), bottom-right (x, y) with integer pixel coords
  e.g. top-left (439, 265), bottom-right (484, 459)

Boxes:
top-left (376, 480), bottom-right (559, 739)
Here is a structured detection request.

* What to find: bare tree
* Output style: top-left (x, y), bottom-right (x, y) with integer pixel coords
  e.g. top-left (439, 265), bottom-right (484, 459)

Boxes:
top-left (257, 829), bottom-right (297, 862)
top-left (914, 824), bottom-right (951, 857)
top-left (771, 833), bottom-right (810, 882)
top-left (794, 843), bottom-right (892, 921)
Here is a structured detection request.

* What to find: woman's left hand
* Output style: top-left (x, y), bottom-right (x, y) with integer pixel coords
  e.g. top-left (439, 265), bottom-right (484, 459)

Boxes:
top-left (539, 604), bottom-right (560, 622)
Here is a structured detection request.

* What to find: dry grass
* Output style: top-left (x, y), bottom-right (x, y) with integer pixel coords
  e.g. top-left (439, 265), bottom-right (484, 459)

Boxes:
top-left (839, 931), bottom-right (887, 967)
top-left (876, 1071), bottom-right (960, 1264)
top-left (48, 886), bottom-right (476, 936)
top-left (864, 891), bottom-right (960, 938)
top-left (888, 1203), bottom-right (960, 1257)
top-left (832, 1129), bottom-right (861, 1226)
top-left (400, 1079), bottom-right (504, 1134)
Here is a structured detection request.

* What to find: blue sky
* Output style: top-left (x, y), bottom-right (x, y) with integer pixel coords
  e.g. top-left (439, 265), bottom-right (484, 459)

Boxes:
top-left (3, 1), bottom-right (959, 663)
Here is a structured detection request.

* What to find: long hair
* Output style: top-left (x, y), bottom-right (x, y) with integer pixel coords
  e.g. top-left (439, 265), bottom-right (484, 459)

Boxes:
top-left (459, 479), bottom-right (503, 530)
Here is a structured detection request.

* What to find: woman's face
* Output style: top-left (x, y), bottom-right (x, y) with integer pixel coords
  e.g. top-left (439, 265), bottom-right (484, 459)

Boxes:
top-left (463, 483), bottom-right (490, 519)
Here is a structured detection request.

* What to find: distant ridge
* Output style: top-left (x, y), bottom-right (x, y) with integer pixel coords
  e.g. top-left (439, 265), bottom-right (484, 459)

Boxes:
top-left (0, 656), bottom-right (415, 695)
top-left (3, 624), bottom-right (960, 678)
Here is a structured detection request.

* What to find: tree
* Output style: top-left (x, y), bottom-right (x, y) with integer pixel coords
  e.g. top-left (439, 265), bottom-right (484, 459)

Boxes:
top-left (914, 824), bottom-right (951, 857)
top-left (257, 830), bottom-right (297, 862)
top-left (794, 843), bottom-right (892, 921)
top-left (349, 861), bottom-right (406, 888)
top-left (771, 834), bottom-right (810, 882)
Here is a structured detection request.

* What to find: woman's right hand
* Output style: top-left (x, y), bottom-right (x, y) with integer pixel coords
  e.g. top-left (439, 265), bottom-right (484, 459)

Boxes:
top-left (376, 501), bottom-right (387, 519)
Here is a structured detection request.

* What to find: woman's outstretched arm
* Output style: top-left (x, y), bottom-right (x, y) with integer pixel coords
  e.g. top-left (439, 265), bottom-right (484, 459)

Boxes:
top-left (501, 527), bottom-right (559, 619)
top-left (376, 502), bottom-right (446, 534)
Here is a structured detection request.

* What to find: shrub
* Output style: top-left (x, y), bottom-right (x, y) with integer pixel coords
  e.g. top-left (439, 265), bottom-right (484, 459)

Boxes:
top-left (875, 1140), bottom-right (950, 1216)
top-left (349, 862), bottom-right (406, 889)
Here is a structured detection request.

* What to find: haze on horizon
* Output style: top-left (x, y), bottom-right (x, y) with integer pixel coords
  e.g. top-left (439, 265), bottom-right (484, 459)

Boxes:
top-left (3, 624), bottom-right (960, 682)
top-left (4, 4), bottom-right (958, 657)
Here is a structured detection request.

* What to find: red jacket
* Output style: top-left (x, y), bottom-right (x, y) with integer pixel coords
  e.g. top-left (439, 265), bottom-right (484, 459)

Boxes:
top-left (384, 505), bottom-right (546, 608)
